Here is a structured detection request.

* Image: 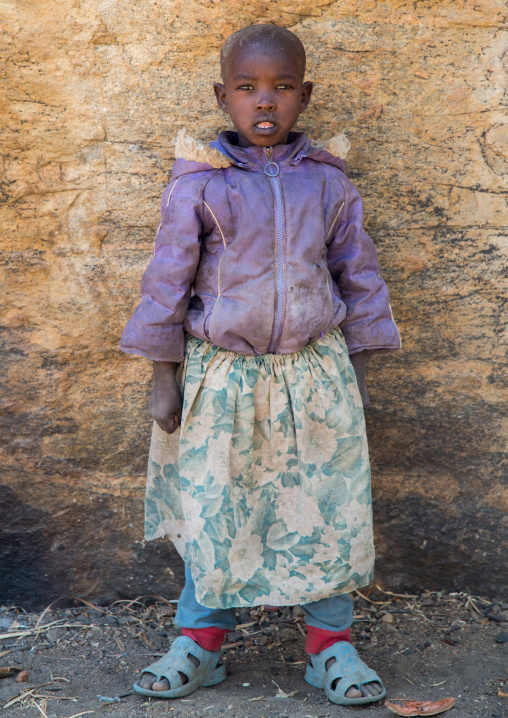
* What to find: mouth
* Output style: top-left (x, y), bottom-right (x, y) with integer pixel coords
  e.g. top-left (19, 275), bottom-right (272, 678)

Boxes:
top-left (254, 121), bottom-right (275, 130)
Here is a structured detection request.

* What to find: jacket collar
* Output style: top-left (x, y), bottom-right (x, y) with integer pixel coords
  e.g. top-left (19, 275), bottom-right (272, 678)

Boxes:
top-left (210, 131), bottom-right (313, 170)
top-left (171, 129), bottom-right (349, 178)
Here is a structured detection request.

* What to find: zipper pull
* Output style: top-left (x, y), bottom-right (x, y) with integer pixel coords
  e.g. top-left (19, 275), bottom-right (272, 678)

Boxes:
top-left (263, 146), bottom-right (279, 177)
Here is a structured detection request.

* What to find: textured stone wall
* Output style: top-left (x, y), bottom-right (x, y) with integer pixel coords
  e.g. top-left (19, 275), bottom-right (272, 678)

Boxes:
top-left (1, 0), bottom-right (507, 608)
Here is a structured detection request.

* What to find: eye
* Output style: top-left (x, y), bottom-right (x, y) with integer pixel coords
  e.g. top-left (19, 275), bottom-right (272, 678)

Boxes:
top-left (237, 84), bottom-right (254, 91)
top-left (276, 84), bottom-right (293, 90)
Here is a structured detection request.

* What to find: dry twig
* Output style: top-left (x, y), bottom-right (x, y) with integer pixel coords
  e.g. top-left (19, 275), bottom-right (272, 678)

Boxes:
top-left (34, 597), bottom-right (106, 630)
top-left (374, 585), bottom-right (418, 599)
top-left (3, 685), bottom-right (51, 710)
top-left (31, 698), bottom-right (50, 718)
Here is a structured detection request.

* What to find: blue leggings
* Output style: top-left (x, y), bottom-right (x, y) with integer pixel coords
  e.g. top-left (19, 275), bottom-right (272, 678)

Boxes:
top-left (175, 566), bottom-right (353, 632)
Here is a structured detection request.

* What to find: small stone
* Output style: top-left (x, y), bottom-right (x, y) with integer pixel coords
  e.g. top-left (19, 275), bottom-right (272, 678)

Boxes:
top-left (158, 606), bottom-right (175, 617)
top-left (450, 619), bottom-right (466, 629)
top-left (46, 627), bottom-right (67, 643)
top-left (487, 612), bottom-right (508, 623)
top-left (495, 631), bottom-right (508, 644)
top-left (356, 598), bottom-right (370, 611)
top-left (16, 670), bottom-right (29, 682)
top-left (381, 613), bottom-right (394, 624)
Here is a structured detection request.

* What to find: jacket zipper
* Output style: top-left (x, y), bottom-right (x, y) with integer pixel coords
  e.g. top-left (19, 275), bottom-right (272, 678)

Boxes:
top-left (264, 147), bottom-right (285, 353)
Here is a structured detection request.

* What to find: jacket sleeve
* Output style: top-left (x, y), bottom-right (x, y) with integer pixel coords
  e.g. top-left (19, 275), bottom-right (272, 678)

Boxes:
top-left (326, 175), bottom-right (401, 355)
top-left (119, 175), bottom-right (204, 362)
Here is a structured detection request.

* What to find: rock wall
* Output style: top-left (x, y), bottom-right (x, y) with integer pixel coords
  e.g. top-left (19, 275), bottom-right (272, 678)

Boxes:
top-left (1, 0), bottom-right (507, 608)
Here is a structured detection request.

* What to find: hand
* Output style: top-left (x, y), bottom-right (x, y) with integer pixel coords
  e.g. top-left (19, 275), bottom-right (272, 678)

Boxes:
top-left (149, 361), bottom-right (183, 434)
top-left (349, 351), bottom-right (370, 408)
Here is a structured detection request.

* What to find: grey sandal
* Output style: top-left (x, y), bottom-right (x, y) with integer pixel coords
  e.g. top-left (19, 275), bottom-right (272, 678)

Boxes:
top-left (305, 641), bottom-right (386, 705)
top-left (133, 635), bottom-right (226, 698)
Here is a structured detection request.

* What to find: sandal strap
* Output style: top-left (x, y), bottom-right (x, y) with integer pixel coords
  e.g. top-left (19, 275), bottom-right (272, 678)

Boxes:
top-left (327, 669), bottom-right (382, 694)
top-left (312, 641), bottom-right (384, 692)
top-left (139, 636), bottom-right (221, 688)
top-left (305, 640), bottom-right (386, 706)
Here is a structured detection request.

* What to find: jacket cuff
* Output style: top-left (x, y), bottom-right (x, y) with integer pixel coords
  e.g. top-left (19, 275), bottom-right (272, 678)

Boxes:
top-left (348, 344), bottom-right (400, 355)
top-left (341, 319), bottom-right (401, 356)
top-left (119, 322), bottom-right (185, 363)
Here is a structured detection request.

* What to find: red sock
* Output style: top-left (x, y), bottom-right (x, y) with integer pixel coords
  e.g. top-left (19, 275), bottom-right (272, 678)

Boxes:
top-left (305, 624), bottom-right (351, 654)
top-left (181, 627), bottom-right (229, 652)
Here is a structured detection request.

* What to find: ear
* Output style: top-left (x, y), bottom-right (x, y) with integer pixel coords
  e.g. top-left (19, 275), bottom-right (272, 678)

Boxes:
top-left (300, 81), bottom-right (313, 113)
top-left (214, 82), bottom-right (229, 114)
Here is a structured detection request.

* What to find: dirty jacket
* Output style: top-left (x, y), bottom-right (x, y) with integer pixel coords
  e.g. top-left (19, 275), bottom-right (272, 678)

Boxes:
top-left (120, 131), bottom-right (400, 362)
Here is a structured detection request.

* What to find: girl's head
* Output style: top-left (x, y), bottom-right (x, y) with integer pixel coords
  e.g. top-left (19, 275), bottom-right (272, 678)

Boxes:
top-left (214, 25), bottom-right (313, 148)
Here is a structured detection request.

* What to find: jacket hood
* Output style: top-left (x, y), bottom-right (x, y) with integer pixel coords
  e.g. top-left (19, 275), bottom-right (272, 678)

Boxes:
top-left (171, 130), bottom-right (350, 179)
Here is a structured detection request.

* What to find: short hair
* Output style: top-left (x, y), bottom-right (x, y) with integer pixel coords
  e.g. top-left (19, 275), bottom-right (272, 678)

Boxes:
top-left (220, 24), bottom-right (306, 81)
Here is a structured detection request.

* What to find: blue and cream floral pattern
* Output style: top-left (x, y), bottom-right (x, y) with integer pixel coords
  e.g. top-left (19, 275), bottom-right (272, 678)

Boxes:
top-left (145, 329), bottom-right (374, 609)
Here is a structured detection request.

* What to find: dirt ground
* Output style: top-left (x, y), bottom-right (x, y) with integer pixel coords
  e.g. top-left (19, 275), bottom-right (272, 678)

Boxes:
top-left (0, 587), bottom-right (506, 718)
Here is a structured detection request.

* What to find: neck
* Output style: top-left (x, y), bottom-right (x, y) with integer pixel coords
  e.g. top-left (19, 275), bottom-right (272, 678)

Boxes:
top-left (236, 132), bottom-right (291, 148)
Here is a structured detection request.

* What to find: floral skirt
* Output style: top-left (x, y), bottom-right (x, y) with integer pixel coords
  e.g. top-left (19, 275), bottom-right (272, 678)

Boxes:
top-left (145, 328), bottom-right (374, 609)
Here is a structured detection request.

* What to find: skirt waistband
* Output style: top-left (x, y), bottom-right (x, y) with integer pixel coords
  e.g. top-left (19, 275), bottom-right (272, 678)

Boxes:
top-left (185, 327), bottom-right (346, 366)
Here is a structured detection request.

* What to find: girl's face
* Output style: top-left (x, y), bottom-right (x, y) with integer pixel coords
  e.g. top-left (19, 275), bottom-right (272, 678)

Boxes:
top-left (214, 46), bottom-right (313, 148)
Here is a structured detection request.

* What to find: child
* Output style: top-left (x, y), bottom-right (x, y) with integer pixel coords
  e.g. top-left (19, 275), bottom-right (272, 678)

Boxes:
top-left (120, 24), bottom-right (400, 706)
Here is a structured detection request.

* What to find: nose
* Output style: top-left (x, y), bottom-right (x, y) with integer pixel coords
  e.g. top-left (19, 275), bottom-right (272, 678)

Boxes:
top-left (255, 92), bottom-right (276, 112)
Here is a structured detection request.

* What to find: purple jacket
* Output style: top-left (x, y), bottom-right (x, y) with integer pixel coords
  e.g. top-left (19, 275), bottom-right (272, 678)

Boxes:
top-left (120, 131), bottom-right (400, 362)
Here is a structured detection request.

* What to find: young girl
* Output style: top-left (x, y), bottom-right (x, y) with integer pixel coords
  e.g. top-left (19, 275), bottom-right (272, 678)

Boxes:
top-left (120, 24), bottom-right (400, 707)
